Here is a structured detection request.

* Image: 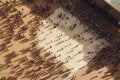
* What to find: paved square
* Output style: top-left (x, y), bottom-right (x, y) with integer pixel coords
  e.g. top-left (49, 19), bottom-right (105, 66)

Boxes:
top-left (36, 7), bottom-right (109, 73)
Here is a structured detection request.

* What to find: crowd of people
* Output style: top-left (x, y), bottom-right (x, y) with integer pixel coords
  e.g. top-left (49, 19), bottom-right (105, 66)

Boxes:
top-left (0, 0), bottom-right (74, 80)
top-left (36, 7), bottom-right (109, 74)
top-left (60, 0), bottom-right (120, 80)
top-left (0, 0), bottom-right (119, 80)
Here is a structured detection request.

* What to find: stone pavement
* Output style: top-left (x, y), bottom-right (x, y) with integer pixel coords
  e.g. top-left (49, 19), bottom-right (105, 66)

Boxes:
top-left (36, 7), bottom-right (109, 73)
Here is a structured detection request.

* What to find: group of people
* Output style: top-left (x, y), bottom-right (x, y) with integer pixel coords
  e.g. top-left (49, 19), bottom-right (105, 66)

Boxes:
top-left (0, 0), bottom-right (76, 80)
top-left (60, 0), bottom-right (120, 80)
top-left (36, 6), bottom-right (109, 75)
top-left (0, 0), bottom-right (119, 80)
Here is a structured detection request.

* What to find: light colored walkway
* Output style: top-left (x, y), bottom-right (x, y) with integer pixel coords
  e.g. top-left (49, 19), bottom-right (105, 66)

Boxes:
top-left (36, 7), bottom-right (109, 73)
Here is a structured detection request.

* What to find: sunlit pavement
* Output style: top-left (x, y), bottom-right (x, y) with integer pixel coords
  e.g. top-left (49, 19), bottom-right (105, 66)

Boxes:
top-left (36, 7), bottom-right (109, 73)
